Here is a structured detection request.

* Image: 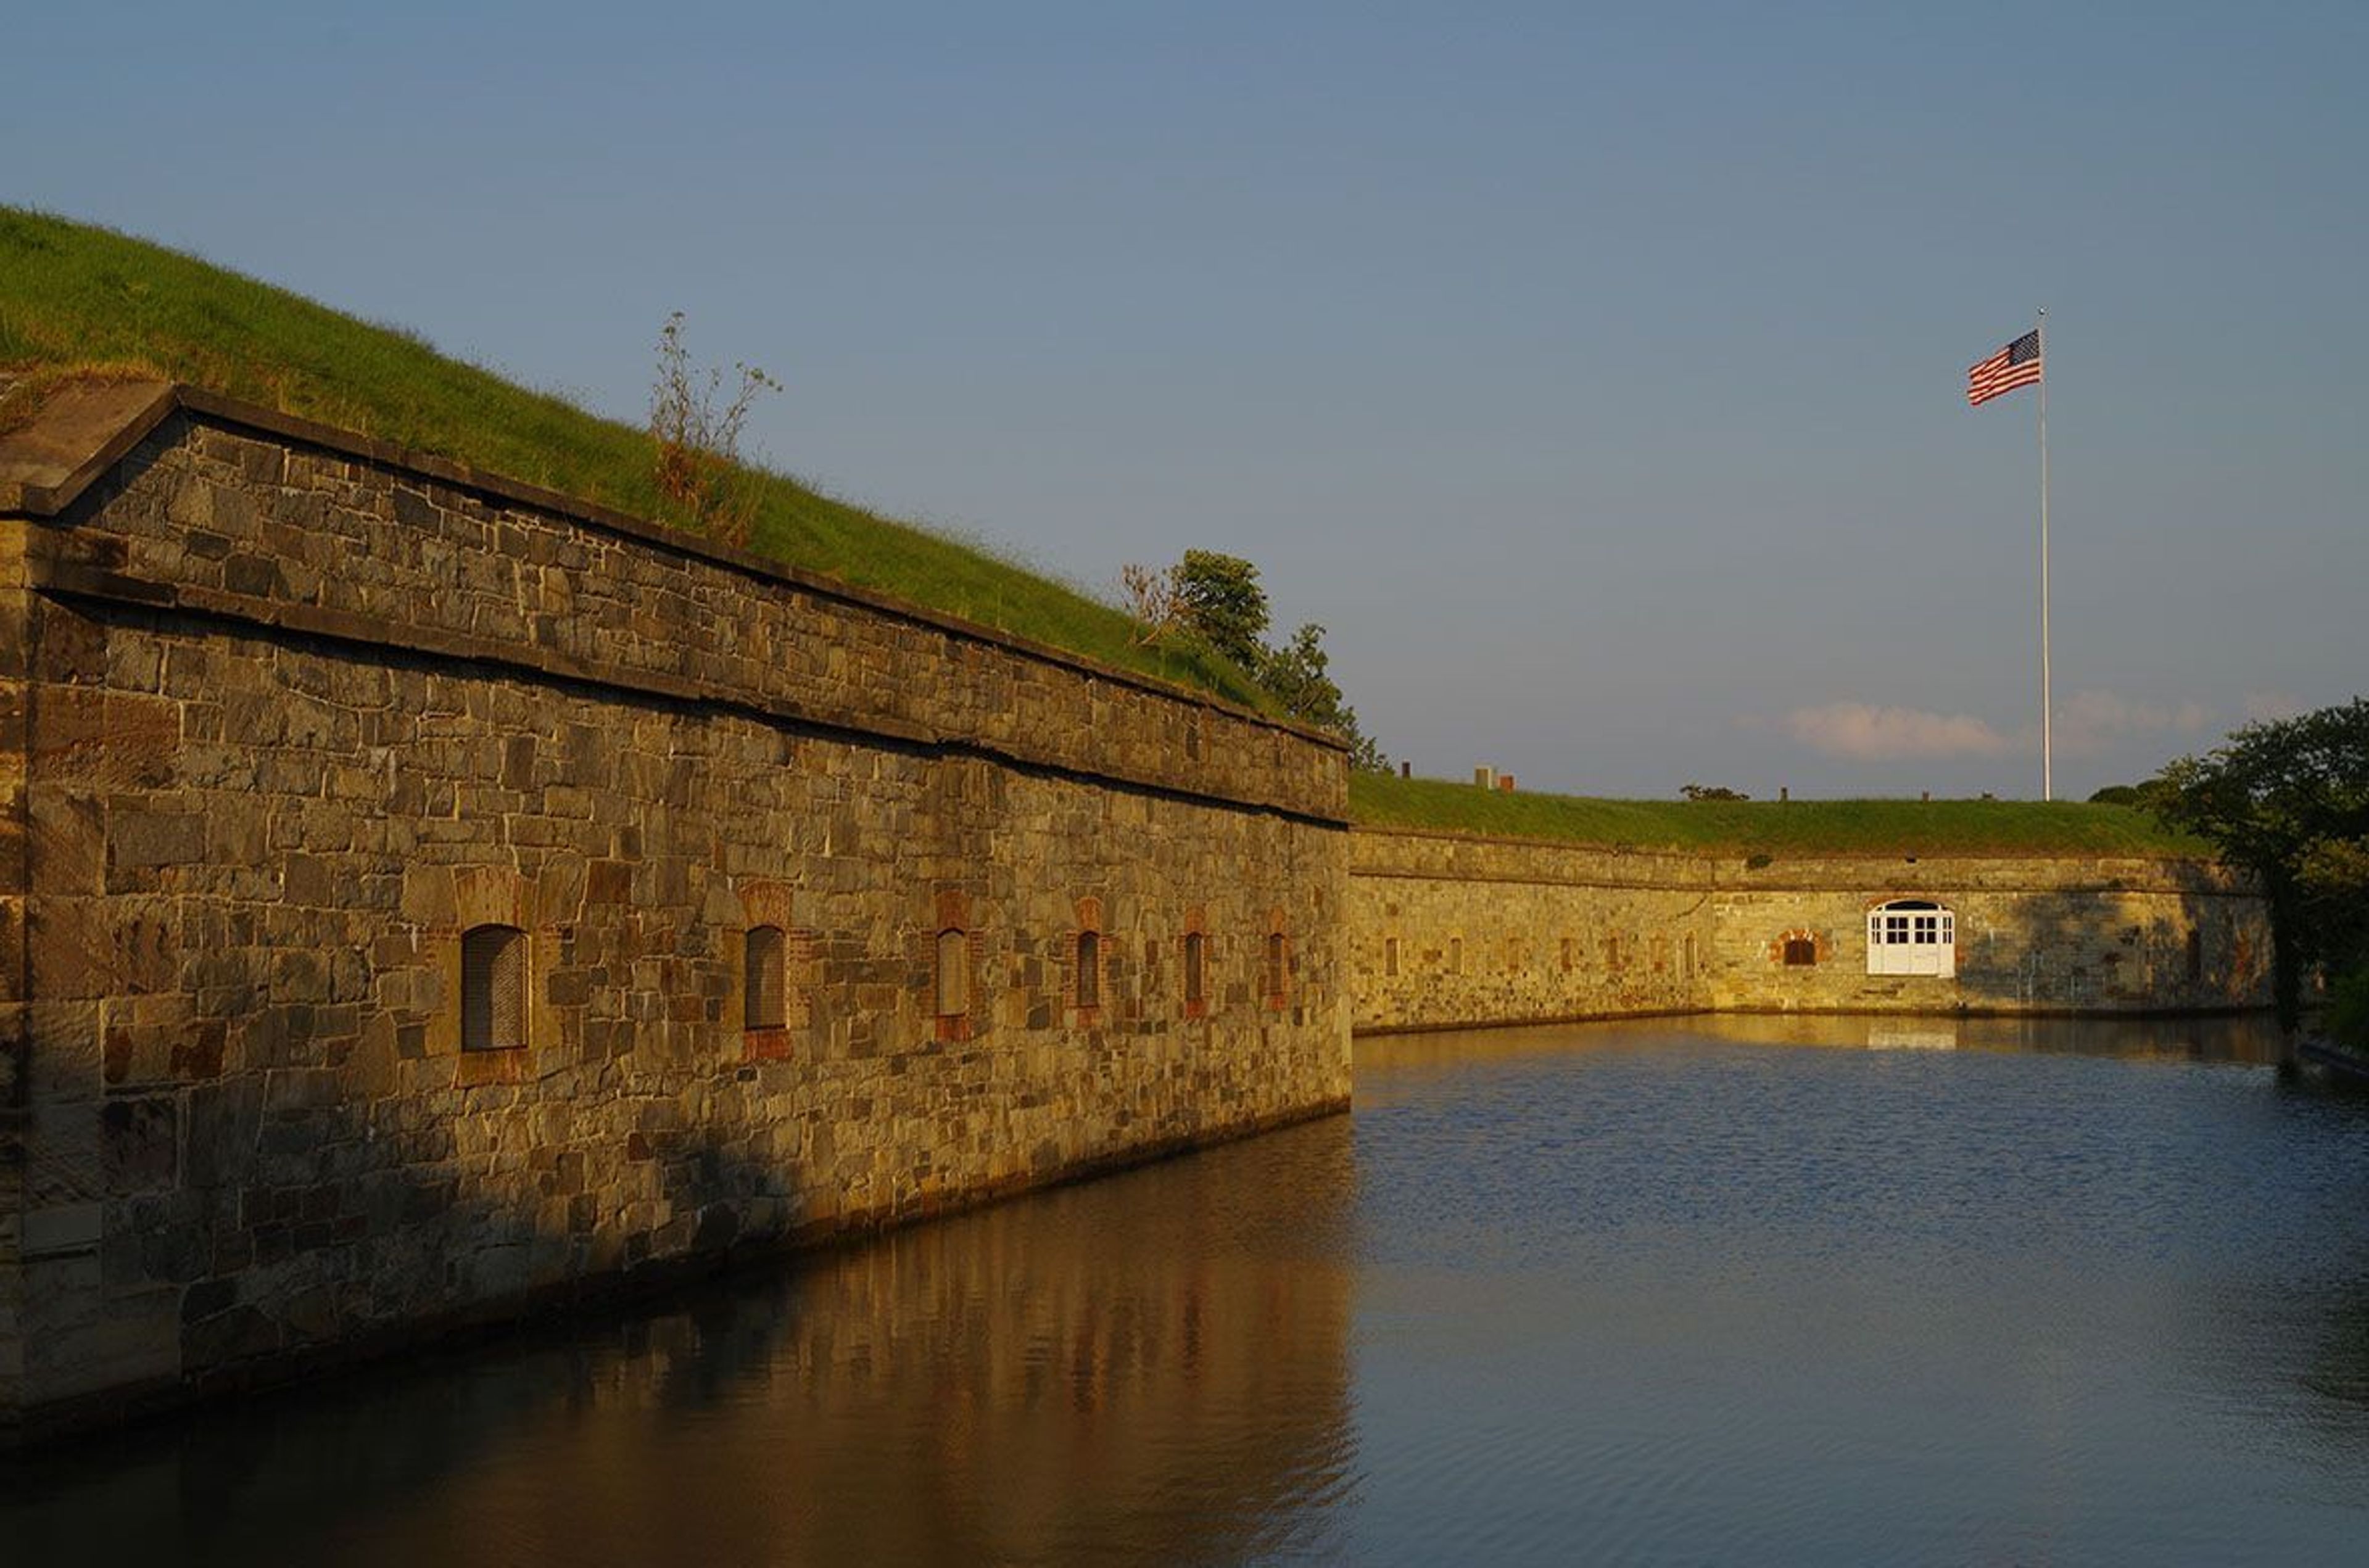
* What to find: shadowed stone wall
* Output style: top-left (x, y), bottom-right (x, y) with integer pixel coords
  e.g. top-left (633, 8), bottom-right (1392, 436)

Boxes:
top-left (1351, 828), bottom-right (2270, 1033)
top-left (0, 386), bottom-right (1350, 1441)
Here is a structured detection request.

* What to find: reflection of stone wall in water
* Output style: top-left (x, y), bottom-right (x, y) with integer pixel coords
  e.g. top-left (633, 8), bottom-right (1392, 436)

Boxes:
top-left (1352, 829), bottom-right (2272, 1033)
top-left (0, 385), bottom-right (1351, 1442)
top-left (9, 1118), bottom-right (1358, 1566)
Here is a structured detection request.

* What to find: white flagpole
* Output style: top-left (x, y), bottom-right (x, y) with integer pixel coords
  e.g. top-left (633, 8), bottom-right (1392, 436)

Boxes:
top-left (2037, 308), bottom-right (2051, 802)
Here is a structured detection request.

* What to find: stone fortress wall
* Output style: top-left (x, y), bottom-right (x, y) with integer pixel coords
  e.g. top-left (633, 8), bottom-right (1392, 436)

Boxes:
top-left (0, 379), bottom-right (2277, 1444)
top-left (0, 384), bottom-right (1352, 1442)
top-left (1350, 827), bottom-right (2272, 1033)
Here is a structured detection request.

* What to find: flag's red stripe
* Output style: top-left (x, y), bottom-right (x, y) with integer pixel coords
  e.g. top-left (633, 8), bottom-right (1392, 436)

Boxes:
top-left (1967, 360), bottom-right (2043, 406)
top-left (1967, 330), bottom-right (2044, 405)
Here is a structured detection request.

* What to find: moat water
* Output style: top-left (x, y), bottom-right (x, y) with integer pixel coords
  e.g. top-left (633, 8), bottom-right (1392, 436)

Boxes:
top-left (9, 1014), bottom-right (2369, 1566)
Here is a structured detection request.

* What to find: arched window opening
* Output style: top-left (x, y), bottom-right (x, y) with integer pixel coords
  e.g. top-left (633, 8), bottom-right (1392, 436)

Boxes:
top-left (2186, 928), bottom-right (2204, 983)
top-left (1384, 936), bottom-right (1400, 978)
top-left (1866, 899), bottom-right (1956, 978)
top-left (935, 928), bottom-right (969, 1018)
top-left (1076, 929), bottom-right (1101, 1011)
top-left (1264, 931), bottom-right (1288, 1005)
top-left (1449, 936), bottom-right (1464, 976)
top-left (1783, 935), bottom-right (1817, 967)
top-left (1183, 931), bottom-right (1207, 1013)
top-left (745, 925), bottom-right (787, 1030)
top-left (1560, 936), bottom-right (1576, 973)
top-left (461, 924), bottom-right (526, 1052)
top-left (1682, 933), bottom-right (1698, 980)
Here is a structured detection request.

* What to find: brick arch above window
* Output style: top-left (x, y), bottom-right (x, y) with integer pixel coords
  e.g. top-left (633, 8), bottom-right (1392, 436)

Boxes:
top-left (732, 878), bottom-right (812, 1061)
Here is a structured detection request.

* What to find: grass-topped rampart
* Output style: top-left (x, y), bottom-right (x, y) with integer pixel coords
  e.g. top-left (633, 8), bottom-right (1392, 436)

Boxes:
top-left (0, 207), bottom-right (1267, 709)
top-left (1350, 772), bottom-right (2210, 857)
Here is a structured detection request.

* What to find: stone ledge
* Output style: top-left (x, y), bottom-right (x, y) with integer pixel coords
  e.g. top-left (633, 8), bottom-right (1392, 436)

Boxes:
top-left (36, 564), bottom-right (1347, 830)
top-left (0, 379), bottom-right (1348, 756)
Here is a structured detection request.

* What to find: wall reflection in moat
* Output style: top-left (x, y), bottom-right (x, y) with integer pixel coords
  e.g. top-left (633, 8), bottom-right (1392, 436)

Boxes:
top-left (6, 1116), bottom-right (1358, 1568)
top-left (12, 1012), bottom-right (2368, 1566)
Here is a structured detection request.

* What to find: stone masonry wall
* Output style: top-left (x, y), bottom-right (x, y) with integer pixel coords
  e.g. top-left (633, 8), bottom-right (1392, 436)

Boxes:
top-left (0, 388), bottom-right (1350, 1441)
top-left (1352, 831), bottom-right (1716, 1031)
top-left (1351, 829), bottom-right (2270, 1034)
top-left (1705, 853), bottom-right (2269, 1015)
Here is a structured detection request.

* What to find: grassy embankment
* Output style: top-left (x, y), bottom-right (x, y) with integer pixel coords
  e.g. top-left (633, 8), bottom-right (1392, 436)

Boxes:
top-left (0, 206), bottom-right (1268, 709)
top-left (1350, 771), bottom-right (2210, 857)
top-left (0, 209), bottom-right (2222, 863)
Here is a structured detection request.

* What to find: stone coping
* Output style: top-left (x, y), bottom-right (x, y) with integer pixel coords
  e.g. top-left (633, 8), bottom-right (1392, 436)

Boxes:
top-left (0, 376), bottom-right (1349, 756)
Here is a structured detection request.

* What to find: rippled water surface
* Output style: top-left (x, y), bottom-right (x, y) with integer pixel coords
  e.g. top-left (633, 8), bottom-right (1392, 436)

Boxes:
top-left (10, 1015), bottom-right (2369, 1565)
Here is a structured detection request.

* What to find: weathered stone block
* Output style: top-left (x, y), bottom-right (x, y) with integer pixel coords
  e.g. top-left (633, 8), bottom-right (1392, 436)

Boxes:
top-left (32, 690), bottom-right (179, 790)
top-left (101, 1097), bottom-right (177, 1192)
top-left (107, 807), bottom-right (205, 875)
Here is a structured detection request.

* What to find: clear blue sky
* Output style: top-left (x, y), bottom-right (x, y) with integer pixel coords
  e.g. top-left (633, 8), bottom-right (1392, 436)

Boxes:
top-left (10, 1), bottom-right (2363, 799)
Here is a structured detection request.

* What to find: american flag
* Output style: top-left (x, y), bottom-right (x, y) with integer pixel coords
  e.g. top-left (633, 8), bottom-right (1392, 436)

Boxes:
top-left (1967, 329), bottom-right (2042, 406)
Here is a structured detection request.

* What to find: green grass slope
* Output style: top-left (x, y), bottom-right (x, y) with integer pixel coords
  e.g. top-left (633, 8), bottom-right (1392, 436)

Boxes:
top-left (1350, 772), bottom-right (2209, 857)
top-left (0, 207), bottom-right (1265, 708)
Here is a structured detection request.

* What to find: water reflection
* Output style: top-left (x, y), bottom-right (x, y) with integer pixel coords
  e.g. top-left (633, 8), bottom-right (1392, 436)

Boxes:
top-left (1359, 1008), bottom-right (2293, 1089)
top-left (11, 1015), bottom-right (2369, 1566)
top-left (1346, 1012), bottom-right (2369, 1565)
top-left (6, 1120), bottom-right (1359, 1568)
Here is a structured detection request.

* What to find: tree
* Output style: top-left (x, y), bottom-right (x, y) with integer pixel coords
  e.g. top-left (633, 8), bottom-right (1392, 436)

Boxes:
top-left (1680, 783), bottom-right (1749, 802)
top-left (2151, 696), bottom-right (2369, 1027)
top-left (1125, 551), bottom-right (1389, 772)
top-left (2089, 780), bottom-right (2175, 811)
top-left (1260, 621), bottom-right (1389, 772)
top-left (1172, 550), bottom-right (1269, 674)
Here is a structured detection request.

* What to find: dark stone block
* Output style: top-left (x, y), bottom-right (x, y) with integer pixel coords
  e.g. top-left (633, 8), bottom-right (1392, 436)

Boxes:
top-left (223, 553), bottom-right (281, 597)
top-left (102, 1095), bottom-right (177, 1190)
top-left (182, 1077), bottom-right (267, 1189)
top-left (692, 1202), bottom-right (740, 1250)
top-left (181, 1276), bottom-right (236, 1323)
top-left (403, 1181), bottom-right (453, 1223)
top-left (391, 487), bottom-right (437, 529)
top-left (139, 1210), bottom-right (212, 1284)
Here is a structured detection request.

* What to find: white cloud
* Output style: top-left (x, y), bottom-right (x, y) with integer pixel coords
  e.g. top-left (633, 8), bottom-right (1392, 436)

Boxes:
top-left (2049, 690), bottom-right (2214, 757)
top-left (1781, 703), bottom-right (2015, 762)
top-left (1777, 690), bottom-right (2217, 764)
